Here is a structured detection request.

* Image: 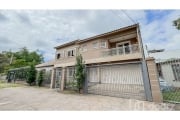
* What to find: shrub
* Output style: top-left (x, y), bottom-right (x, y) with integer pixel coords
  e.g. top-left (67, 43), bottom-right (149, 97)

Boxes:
top-left (74, 54), bottom-right (85, 93)
top-left (26, 64), bottom-right (36, 86)
top-left (37, 70), bottom-right (44, 87)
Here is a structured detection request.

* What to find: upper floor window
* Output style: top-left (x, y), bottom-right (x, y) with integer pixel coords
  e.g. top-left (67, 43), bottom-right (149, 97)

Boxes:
top-left (56, 53), bottom-right (61, 59)
top-left (80, 44), bottom-right (87, 52)
top-left (93, 42), bottom-right (98, 49)
top-left (100, 41), bottom-right (106, 48)
top-left (67, 50), bottom-right (75, 57)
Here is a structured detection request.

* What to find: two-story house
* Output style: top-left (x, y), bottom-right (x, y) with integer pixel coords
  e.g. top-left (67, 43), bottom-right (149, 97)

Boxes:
top-left (48, 24), bottom-right (152, 100)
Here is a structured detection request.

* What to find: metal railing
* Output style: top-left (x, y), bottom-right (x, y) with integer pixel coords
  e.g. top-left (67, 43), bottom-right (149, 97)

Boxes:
top-left (65, 76), bottom-right (77, 90)
top-left (86, 63), bottom-right (146, 100)
top-left (102, 44), bottom-right (139, 57)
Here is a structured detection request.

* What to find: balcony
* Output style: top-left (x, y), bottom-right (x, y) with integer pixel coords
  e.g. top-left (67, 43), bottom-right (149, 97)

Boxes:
top-left (55, 44), bottom-right (142, 67)
top-left (102, 44), bottom-right (140, 57)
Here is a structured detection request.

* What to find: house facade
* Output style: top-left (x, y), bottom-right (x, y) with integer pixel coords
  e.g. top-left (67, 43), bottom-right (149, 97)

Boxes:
top-left (49, 24), bottom-right (155, 101)
top-left (156, 59), bottom-right (180, 87)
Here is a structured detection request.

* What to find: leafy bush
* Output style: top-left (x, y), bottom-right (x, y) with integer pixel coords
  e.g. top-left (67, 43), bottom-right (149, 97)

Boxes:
top-left (74, 54), bottom-right (85, 93)
top-left (26, 64), bottom-right (36, 86)
top-left (37, 70), bottom-right (44, 87)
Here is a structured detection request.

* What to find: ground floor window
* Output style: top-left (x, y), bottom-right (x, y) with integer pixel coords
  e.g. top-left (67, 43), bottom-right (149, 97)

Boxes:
top-left (172, 64), bottom-right (180, 81)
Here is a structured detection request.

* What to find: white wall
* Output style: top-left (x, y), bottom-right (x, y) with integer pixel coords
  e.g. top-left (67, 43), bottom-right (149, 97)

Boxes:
top-left (161, 64), bottom-right (180, 87)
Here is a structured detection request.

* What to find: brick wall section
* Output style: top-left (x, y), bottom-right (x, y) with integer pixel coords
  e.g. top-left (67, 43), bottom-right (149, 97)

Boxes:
top-left (146, 57), bottom-right (163, 102)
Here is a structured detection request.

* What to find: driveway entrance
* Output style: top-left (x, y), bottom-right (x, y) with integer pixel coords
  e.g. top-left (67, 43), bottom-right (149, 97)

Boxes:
top-left (0, 87), bottom-right (174, 110)
top-left (87, 63), bottom-right (146, 100)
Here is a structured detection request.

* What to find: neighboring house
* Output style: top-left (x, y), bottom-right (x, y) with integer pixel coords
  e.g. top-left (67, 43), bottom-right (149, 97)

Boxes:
top-left (35, 60), bottom-right (54, 87)
top-left (149, 50), bottom-right (180, 88)
top-left (149, 49), bottom-right (180, 60)
top-left (156, 59), bottom-right (180, 88)
top-left (50, 24), bottom-right (152, 100)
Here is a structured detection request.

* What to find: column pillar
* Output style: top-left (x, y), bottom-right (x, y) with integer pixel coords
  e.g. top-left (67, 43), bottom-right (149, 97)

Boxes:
top-left (50, 68), bottom-right (56, 89)
top-left (60, 67), bottom-right (66, 91)
top-left (146, 57), bottom-right (163, 102)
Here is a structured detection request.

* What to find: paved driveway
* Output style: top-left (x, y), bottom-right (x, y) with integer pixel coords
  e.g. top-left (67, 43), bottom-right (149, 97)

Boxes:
top-left (0, 86), bottom-right (175, 110)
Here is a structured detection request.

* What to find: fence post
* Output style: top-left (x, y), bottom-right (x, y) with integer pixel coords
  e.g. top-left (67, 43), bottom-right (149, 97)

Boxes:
top-left (146, 57), bottom-right (163, 103)
top-left (141, 61), bottom-right (153, 101)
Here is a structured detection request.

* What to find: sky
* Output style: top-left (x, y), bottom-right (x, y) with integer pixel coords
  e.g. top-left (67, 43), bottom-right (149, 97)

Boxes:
top-left (0, 10), bottom-right (179, 62)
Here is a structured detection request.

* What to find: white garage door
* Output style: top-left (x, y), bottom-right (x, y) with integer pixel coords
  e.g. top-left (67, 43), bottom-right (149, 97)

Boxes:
top-left (87, 63), bottom-right (146, 100)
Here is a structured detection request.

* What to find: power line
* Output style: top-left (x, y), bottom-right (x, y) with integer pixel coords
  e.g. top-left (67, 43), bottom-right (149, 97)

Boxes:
top-left (110, 10), bottom-right (131, 26)
top-left (121, 10), bottom-right (136, 24)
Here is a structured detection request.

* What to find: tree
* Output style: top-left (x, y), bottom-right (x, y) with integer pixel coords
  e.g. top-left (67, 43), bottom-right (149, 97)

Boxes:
top-left (2, 47), bottom-right (44, 72)
top-left (37, 70), bottom-right (44, 87)
top-left (0, 53), bottom-right (9, 74)
top-left (173, 18), bottom-right (180, 30)
top-left (74, 54), bottom-right (85, 93)
top-left (26, 64), bottom-right (37, 86)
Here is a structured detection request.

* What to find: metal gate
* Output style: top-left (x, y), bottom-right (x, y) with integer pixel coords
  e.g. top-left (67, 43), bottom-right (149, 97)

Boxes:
top-left (86, 62), bottom-right (146, 100)
top-left (65, 67), bottom-right (77, 90)
top-left (55, 68), bottom-right (62, 90)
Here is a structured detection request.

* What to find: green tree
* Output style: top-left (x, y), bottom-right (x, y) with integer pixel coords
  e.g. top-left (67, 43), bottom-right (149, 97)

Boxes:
top-left (2, 47), bottom-right (44, 71)
top-left (37, 70), bottom-right (44, 87)
top-left (0, 53), bottom-right (9, 73)
top-left (26, 64), bottom-right (37, 86)
top-left (74, 54), bottom-right (85, 93)
top-left (173, 18), bottom-right (180, 30)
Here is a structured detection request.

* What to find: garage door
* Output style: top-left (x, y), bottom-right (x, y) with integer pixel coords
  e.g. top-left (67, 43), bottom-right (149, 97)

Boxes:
top-left (87, 63), bottom-right (146, 100)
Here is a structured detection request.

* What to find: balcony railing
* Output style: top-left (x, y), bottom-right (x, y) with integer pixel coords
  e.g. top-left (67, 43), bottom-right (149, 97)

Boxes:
top-left (102, 44), bottom-right (140, 57)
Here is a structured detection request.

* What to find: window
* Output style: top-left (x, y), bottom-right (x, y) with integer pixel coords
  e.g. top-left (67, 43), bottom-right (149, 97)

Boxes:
top-left (68, 67), bottom-right (75, 77)
top-left (93, 42), bottom-right (98, 48)
top-left (58, 71), bottom-right (61, 76)
top-left (100, 41), bottom-right (106, 48)
top-left (80, 44), bottom-right (87, 52)
top-left (67, 50), bottom-right (75, 57)
top-left (56, 53), bottom-right (61, 59)
top-left (116, 42), bottom-right (130, 54)
top-left (172, 64), bottom-right (180, 81)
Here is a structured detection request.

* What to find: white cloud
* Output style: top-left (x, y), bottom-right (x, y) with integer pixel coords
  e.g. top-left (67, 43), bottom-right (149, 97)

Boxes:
top-left (0, 10), bottom-right (179, 62)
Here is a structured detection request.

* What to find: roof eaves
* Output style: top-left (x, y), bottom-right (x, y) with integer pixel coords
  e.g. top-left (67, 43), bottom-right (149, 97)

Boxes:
top-left (54, 24), bottom-right (138, 49)
top-left (54, 39), bottom-right (80, 49)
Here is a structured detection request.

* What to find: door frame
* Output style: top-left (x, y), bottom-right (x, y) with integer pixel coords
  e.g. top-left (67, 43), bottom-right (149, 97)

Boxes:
top-left (55, 68), bottom-right (62, 89)
top-left (116, 41), bottom-right (131, 54)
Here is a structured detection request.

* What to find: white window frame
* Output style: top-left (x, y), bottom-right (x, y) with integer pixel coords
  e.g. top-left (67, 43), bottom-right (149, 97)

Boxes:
top-left (56, 50), bottom-right (65, 59)
top-left (116, 41), bottom-right (131, 54)
top-left (92, 42), bottom-right (99, 49)
top-left (56, 53), bottom-right (61, 59)
top-left (68, 67), bottom-right (75, 77)
top-left (100, 41), bottom-right (107, 48)
top-left (116, 41), bottom-right (130, 47)
top-left (67, 48), bottom-right (76, 57)
top-left (80, 44), bottom-right (87, 52)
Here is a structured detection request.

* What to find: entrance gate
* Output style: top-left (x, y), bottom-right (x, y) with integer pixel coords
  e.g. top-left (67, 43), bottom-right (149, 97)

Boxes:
top-left (55, 68), bottom-right (62, 90)
top-left (86, 62), bottom-right (146, 100)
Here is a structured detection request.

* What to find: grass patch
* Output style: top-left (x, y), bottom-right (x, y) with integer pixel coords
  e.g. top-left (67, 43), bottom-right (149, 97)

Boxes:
top-left (0, 80), bottom-right (22, 89)
top-left (162, 90), bottom-right (180, 102)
